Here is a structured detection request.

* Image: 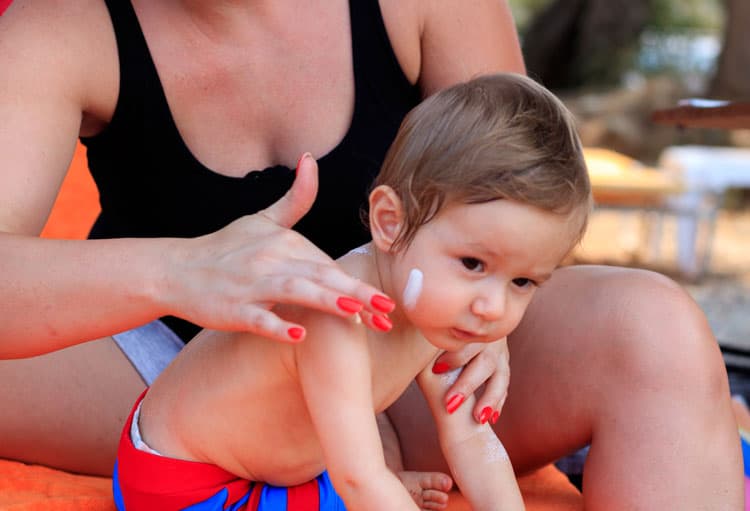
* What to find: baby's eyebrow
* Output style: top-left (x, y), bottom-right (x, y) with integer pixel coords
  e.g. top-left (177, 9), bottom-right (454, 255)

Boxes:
top-left (464, 242), bottom-right (501, 259)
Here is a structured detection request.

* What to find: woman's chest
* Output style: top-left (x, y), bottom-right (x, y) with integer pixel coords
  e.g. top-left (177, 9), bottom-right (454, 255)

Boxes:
top-left (135, 0), bottom-right (357, 175)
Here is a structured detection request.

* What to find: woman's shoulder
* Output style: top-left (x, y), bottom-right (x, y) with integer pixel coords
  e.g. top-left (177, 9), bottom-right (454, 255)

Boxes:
top-left (1, 0), bottom-right (116, 78)
top-left (1, 0), bottom-right (119, 134)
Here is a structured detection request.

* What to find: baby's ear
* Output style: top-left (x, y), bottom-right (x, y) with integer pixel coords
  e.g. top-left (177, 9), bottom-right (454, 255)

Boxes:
top-left (369, 185), bottom-right (404, 252)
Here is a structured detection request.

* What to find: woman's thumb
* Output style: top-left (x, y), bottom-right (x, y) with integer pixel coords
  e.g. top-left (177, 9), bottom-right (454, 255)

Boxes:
top-left (261, 153), bottom-right (319, 228)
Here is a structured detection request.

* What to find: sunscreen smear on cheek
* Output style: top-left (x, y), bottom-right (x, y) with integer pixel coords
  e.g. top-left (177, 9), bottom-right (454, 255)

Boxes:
top-left (402, 268), bottom-right (424, 310)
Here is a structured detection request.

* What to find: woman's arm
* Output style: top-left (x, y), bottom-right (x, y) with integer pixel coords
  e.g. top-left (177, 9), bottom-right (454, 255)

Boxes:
top-left (0, 2), bottom-right (393, 358)
top-left (416, 356), bottom-right (525, 511)
top-left (1, 156), bottom-right (392, 357)
top-left (418, 0), bottom-right (525, 95)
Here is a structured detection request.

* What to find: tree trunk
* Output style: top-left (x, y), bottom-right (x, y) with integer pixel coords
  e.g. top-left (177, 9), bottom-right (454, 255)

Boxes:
top-left (523, 0), bottom-right (651, 90)
top-left (709, 0), bottom-right (750, 100)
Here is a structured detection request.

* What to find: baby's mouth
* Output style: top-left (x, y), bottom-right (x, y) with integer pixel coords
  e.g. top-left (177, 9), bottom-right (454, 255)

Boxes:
top-left (450, 327), bottom-right (482, 341)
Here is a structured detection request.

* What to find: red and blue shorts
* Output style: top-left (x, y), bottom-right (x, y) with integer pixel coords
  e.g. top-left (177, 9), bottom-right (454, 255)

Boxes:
top-left (113, 392), bottom-right (346, 510)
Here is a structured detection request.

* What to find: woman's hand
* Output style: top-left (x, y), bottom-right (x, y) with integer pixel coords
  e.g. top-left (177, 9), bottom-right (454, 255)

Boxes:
top-left (161, 154), bottom-right (394, 342)
top-left (432, 338), bottom-right (510, 425)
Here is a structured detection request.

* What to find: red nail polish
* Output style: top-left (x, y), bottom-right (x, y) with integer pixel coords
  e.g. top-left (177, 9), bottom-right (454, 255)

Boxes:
top-left (288, 327), bottom-right (305, 341)
top-left (370, 295), bottom-right (395, 313)
top-left (479, 406), bottom-right (493, 424)
top-left (446, 394), bottom-right (465, 414)
top-left (432, 362), bottom-right (451, 374)
top-left (372, 314), bottom-right (392, 332)
top-left (490, 410), bottom-right (500, 424)
top-left (336, 296), bottom-right (363, 314)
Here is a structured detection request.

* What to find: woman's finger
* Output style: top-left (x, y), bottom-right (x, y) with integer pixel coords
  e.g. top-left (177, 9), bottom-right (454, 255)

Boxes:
top-left (224, 304), bottom-right (308, 343)
top-left (260, 153), bottom-right (319, 228)
top-left (432, 343), bottom-right (484, 375)
top-left (472, 359), bottom-right (510, 424)
top-left (260, 259), bottom-right (396, 317)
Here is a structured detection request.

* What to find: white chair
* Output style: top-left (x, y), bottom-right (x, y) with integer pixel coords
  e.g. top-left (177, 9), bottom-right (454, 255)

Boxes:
top-left (658, 145), bottom-right (750, 276)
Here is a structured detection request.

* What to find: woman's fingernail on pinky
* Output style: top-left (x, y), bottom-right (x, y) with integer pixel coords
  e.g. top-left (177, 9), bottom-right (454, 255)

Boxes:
top-left (371, 294), bottom-right (395, 313)
top-left (446, 394), bottom-right (465, 414)
top-left (336, 296), bottom-right (363, 314)
top-left (479, 406), bottom-right (493, 424)
top-left (490, 410), bottom-right (500, 425)
top-left (372, 315), bottom-right (392, 332)
top-left (432, 362), bottom-right (451, 374)
top-left (288, 327), bottom-right (305, 341)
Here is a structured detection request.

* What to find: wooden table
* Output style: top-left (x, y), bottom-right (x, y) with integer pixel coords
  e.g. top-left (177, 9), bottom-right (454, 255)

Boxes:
top-left (652, 99), bottom-right (750, 130)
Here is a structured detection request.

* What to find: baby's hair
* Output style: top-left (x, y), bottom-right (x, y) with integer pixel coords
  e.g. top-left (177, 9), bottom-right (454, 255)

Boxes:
top-left (371, 72), bottom-right (591, 251)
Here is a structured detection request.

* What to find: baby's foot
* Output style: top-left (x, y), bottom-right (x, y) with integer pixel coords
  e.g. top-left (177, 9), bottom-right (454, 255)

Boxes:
top-left (397, 471), bottom-right (453, 510)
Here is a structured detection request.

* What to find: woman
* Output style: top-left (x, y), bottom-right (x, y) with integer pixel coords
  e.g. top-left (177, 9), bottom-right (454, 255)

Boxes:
top-left (0, 0), bottom-right (742, 509)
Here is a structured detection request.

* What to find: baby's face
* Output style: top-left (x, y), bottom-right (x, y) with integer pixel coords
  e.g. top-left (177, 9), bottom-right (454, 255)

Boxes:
top-left (391, 199), bottom-right (581, 351)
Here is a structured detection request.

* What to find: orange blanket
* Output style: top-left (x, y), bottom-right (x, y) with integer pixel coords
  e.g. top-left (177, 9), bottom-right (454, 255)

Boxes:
top-left (0, 459), bottom-right (581, 511)
top-left (7, 142), bottom-right (582, 510)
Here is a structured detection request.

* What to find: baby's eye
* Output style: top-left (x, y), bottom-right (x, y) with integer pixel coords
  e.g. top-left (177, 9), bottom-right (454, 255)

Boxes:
top-left (460, 257), bottom-right (485, 272)
top-left (512, 277), bottom-right (536, 289)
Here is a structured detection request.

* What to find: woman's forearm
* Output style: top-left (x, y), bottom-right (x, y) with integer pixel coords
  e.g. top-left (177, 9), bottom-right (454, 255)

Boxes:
top-left (0, 233), bottom-right (173, 358)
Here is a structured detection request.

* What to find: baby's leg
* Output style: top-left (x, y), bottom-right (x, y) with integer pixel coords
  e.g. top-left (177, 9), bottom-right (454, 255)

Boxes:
top-left (377, 412), bottom-right (453, 510)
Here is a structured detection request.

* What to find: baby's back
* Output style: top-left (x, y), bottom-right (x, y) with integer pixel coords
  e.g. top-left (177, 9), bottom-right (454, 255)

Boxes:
top-left (139, 299), bottom-right (437, 487)
top-left (139, 327), bottom-right (328, 486)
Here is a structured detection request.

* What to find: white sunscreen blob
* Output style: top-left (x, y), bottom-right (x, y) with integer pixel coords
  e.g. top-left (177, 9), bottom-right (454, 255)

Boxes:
top-left (440, 367), bottom-right (463, 388)
top-left (345, 244), bottom-right (371, 256)
top-left (402, 268), bottom-right (424, 310)
top-left (481, 429), bottom-right (509, 462)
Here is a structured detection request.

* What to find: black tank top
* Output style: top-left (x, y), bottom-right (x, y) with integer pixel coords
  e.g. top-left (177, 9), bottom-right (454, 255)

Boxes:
top-left (81, 0), bottom-right (420, 341)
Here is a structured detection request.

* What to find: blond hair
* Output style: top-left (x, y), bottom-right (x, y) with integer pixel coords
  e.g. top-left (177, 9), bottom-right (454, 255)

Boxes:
top-left (371, 73), bottom-right (591, 250)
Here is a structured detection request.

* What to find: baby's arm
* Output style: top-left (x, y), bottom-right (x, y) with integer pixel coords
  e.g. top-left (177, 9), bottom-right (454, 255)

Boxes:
top-left (416, 354), bottom-right (524, 511)
top-left (295, 314), bottom-right (420, 511)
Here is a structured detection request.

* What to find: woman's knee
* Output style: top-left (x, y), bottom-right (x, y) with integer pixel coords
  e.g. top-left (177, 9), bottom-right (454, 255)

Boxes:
top-left (571, 266), bottom-right (726, 397)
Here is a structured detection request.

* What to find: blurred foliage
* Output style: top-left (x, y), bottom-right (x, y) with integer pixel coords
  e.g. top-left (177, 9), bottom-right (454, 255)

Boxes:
top-left (648, 0), bottom-right (723, 32)
top-left (509, 0), bottom-right (725, 89)
top-left (509, 0), bottom-right (724, 35)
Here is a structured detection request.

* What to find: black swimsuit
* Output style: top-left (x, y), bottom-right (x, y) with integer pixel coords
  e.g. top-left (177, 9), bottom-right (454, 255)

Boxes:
top-left (81, 0), bottom-right (420, 341)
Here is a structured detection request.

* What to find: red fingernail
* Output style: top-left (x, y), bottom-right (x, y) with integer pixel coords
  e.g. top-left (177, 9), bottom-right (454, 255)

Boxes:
top-left (288, 327), bottom-right (305, 341)
top-left (490, 410), bottom-right (500, 424)
top-left (371, 295), bottom-right (395, 313)
top-left (432, 362), bottom-right (451, 374)
top-left (336, 296), bottom-right (363, 314)
top-left (372, 314), bottom-right (392, 332)
top-left (446, 394), bottom-right (465, 414)
top-left (479, 406), bottom-right (493, 424)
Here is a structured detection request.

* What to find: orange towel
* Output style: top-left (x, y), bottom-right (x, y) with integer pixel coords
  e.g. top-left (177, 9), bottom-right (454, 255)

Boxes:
top-left (0, 459), bottom-right (115, 511)
top-left (0, 459), bottom-right (580, 511)
top-left (8, 143), bottom-right (582, 510)
top-left (40, 143), bottom-right (100, 240)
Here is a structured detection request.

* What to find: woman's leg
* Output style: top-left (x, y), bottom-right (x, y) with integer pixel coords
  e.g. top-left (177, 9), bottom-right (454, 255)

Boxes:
top-left (0, 337), bottom-right (145, 476)
top-left (388, 265), bottom-right (744, 510)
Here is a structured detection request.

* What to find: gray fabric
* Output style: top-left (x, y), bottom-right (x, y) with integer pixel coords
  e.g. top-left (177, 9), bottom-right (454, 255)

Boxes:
top-left (112, 320), bottom-right (184, 385)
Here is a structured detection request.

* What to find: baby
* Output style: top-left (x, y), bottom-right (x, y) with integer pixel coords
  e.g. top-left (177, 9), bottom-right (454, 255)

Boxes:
top-left (113, 73), bottom-right (591, 511)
